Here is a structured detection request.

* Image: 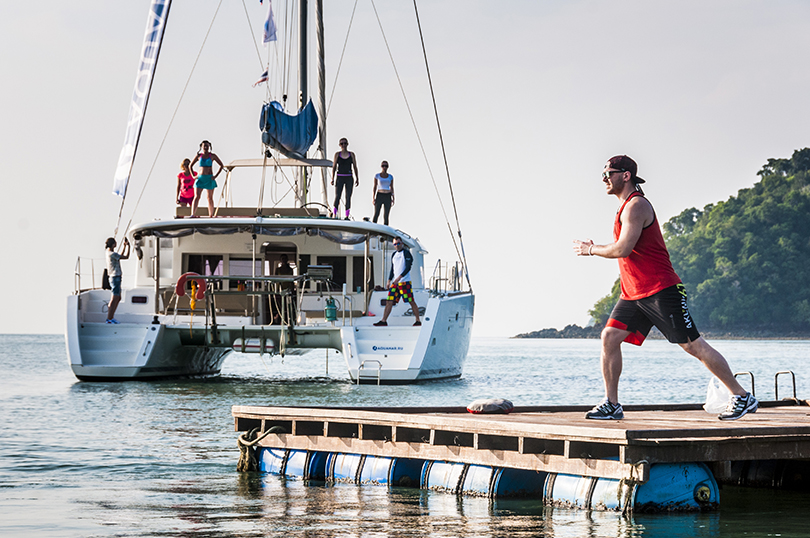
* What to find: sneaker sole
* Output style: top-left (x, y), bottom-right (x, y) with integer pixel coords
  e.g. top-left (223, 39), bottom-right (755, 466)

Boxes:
top-left (718, 402), bottom-right (758, 421)
top-left (585, 414), bottom-right (624, 420)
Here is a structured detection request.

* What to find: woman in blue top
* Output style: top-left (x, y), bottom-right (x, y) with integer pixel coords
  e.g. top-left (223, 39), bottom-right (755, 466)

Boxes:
top-left (190, 140), bottom-right (224, 217)
top-left (372, 160), bottom-right (394, 225)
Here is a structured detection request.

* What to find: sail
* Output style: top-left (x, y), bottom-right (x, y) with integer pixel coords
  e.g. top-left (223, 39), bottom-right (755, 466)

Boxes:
top-left (259, 100), bottom-right (319, 160)
top-left (112, 0), bottom-right (172, 198)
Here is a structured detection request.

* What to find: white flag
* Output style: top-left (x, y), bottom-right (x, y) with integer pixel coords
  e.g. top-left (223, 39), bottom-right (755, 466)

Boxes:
top-left (263, 0), bottom-right (277, 43)
top-left (113, 0), bottom-right (171, 197)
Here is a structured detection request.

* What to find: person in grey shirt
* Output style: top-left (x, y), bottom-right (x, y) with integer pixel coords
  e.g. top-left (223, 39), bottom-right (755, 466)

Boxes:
top-left (105, 236), bottom-right (130, 324)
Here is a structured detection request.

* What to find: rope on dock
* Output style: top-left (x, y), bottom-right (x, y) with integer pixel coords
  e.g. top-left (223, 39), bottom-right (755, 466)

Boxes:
top-left (236, 426), bottom-right (287, 472)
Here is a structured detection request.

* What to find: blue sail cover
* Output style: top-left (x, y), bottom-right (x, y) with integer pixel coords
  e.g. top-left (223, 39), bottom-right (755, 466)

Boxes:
top-left (260, 99), bottom-right (318, 159)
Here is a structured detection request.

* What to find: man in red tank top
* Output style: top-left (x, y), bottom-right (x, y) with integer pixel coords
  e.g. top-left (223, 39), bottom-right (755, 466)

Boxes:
top-left (573, 155), bottom-right (757, 421)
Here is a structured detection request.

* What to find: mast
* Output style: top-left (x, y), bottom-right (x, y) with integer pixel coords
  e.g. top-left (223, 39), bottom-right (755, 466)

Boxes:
top-left (298, 0), bottom-right (309, 206)
top-left (316, 0), bottom-right (328, 206)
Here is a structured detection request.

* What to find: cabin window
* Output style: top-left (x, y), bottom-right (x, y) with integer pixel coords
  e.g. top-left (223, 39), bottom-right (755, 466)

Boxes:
top-left (185, 254), bottom-right (223, 290)
top-left (187, 255), bottom-right (223, 276)
top-left (229, 258), bottom-right (266, 291)
top-left (316, 256), bottom-right (346, 291)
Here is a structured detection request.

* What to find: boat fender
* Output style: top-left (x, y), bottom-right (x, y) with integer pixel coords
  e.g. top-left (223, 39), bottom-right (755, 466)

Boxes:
top-left (176, 272), bottom-right (206, 299)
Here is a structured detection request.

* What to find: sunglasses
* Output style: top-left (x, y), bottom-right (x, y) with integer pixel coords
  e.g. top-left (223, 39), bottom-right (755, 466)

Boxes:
top-left (381, 164), bottom-right (388, 167)
top-left (602, 169), bottom-right (625, 180)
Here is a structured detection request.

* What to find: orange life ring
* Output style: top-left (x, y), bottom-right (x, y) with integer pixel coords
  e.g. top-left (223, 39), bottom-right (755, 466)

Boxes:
top-left (176, 272), bottom-right (206, 299)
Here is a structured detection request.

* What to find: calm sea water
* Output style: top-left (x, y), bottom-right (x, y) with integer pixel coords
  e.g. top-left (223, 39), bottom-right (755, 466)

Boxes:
top-left (1, 334), bottom-right (809, 537)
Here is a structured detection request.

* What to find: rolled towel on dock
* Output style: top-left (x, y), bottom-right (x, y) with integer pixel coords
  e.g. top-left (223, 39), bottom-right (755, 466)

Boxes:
top-left (466, 398), bottom-right (514, 414)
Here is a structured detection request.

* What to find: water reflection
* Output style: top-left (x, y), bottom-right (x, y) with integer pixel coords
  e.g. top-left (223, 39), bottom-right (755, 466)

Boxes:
top-left (245, 474), bottom-right (733, 537)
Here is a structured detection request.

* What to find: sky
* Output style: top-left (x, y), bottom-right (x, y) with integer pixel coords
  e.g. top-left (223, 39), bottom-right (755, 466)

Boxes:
top-left (2, 0), bottom-right (810, 337)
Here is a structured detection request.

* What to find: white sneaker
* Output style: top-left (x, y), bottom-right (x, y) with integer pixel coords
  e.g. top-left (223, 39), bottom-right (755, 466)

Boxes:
top-left (718, 392), bottom-right (758, 420)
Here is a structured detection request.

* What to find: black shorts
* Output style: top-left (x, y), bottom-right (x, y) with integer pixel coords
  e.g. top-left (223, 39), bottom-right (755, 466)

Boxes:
top-left (606, 284), bottom-right (701, 346)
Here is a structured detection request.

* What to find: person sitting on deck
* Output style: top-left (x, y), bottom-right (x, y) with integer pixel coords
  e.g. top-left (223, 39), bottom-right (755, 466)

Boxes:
top-left (374, 237), bottom-right (421, 327)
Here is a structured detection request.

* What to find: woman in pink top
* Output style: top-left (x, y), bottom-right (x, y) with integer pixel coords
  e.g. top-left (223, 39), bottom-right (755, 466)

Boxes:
top-left (176, 158), bottom-right (196, 207)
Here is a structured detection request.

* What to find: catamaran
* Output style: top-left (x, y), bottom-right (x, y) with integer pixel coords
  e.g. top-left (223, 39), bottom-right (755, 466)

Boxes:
top-left (66, 0), bottom-right (474, 383)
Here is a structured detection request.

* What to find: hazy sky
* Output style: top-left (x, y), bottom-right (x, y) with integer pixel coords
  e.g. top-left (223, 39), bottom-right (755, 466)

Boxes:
top-left (2, 0), bottom-right (809, 337)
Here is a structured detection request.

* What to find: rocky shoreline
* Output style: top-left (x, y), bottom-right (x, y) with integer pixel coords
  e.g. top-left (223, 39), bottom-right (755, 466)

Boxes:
top-left (513, 324), bottom-right (810, 340)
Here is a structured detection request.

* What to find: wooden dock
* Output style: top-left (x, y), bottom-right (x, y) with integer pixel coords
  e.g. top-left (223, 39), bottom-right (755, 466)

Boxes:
top-left (232, 400), bottom-right (810, 483)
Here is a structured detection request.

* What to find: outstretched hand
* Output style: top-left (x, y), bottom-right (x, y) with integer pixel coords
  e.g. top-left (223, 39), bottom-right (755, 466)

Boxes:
top-left (573, 239), bottom-right (594, 256)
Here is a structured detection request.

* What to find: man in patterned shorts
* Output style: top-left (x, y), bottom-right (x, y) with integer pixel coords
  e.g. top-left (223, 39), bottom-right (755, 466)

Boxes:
top-left (373, 236), bottom-right (422, 327)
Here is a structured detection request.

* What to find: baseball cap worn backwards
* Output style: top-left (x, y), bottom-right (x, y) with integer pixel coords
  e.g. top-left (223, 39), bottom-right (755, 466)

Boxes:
top-left (608, 155), bottom-right (645, 184)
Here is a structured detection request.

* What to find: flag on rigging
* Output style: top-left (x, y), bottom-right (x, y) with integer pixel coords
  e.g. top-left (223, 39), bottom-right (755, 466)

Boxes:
top-left (262, 0), bottom-right (277, 43)
top-left (253, 69), bottom-right (268, 87)
top-left (112, 0), bottom-right (171, 198)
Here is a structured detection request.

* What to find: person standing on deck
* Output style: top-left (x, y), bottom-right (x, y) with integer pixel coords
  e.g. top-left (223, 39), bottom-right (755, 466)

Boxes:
top-left (190, 140), bottom-right (224, 217)
top-left (374, 237), bottom-right (421, 327)
top-left (331, 137), bottom-right (359, 220)
top-left (176, 158), bottom-right (196, 208)
top-left (105, 236), bottom-right (130, 324)
top-left (573, 155), bottom-right (758, 421)
top-left (372, 160), bottom-right (395, 225)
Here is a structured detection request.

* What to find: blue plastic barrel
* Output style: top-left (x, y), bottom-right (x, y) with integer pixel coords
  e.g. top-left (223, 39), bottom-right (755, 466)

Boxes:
top-left (359, 455), bottom-right (394, 485)
top-left (548, 473), bottom-right (596, 509)
top-left (634, 462), bottom-right (719, 511)
top-left (326, 452), bottom-right (365, 483)
top-left (421, 461), bottom-right (466, 493)
top-left (461, 464), bottom-right (494, 496)
top-left (258, 448), bottom-right (286, 474)
top-left (389, 458), bottom-right (424, 488)
top-left (306, 451), bottom-right (328, 480)
top-left (492, 467), bottom-right (547, 497)
top-left (284, 449), bottom-right (308, 477)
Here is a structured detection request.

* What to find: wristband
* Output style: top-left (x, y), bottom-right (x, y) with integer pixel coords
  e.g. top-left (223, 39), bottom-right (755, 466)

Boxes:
top-left (588, 244), bottom-right (594, 256)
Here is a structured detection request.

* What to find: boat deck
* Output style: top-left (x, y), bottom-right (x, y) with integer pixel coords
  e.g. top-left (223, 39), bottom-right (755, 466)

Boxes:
top-left (232, 401), bottom-right (810, 483)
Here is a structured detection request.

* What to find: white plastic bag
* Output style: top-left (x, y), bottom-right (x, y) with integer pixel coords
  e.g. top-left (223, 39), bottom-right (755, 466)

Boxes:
top-left (703, 376), bottom-right (731, 414)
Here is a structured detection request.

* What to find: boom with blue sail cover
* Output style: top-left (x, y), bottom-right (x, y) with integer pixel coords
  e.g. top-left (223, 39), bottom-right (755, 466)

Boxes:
top-left (260, 100), bottom-right (319, 160)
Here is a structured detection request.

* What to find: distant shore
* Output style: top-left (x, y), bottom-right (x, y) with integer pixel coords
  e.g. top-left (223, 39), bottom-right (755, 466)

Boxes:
top-left (513, 324), bottom-right (810, 340)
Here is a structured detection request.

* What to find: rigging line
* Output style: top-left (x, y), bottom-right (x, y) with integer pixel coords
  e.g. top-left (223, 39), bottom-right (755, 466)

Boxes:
top-left (325, 0), bottom-right (359, 119)
top-left (412, 0), bottom-right (471, 289)
top-left (284, 0), bottom-right (296, 104)
top-left (240, 0), bottom-right (263, 67)
top-left (369, 0), bottom-right (464, 265)
top-left (120, 0), bottom-right (225, 238)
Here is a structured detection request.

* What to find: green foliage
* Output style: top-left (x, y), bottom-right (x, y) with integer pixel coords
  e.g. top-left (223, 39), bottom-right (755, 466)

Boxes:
top-left (589, 277), bottom-right (621, 325)
top-left (658, 148), bottom-right (810, 332)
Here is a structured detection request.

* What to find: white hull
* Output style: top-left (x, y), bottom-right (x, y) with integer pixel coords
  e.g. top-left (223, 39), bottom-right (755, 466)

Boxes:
top-left (66, 290), bottom-right (473, 383)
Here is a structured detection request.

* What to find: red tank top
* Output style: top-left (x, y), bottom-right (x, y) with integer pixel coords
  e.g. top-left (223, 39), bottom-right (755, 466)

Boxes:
top-left (614, 192), bottom-right (681, 300)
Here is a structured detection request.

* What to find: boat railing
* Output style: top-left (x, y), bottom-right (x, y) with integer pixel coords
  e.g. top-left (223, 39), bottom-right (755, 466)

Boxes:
top-left (167, 270), bottom-right (357, 328)
top-left (74, 256), bottom-right (105, 294)
top-left (429, 259), bottom-right (464, 295)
